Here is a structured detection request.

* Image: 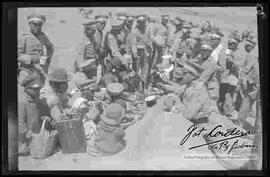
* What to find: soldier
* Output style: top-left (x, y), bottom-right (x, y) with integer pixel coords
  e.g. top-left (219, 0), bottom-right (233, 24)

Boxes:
top-left (18, 13), bottom-right (54, 84)
top-left (217, 37), bottom-right (241, 116)
top-left (130, 14), bottom-right (152, 87)
top-left (209, 32), bottom-right (224, 63)
top-left (94, 14), bottom-right (109, 76)
top-left (192, 20), bottom-right (213, 58)
top-left (169, 23), bottom-right (196, 61)
top-left (18, 73), bottom-right (44, 155)
top-left (167, 16), bottom-right (186, 50)
top-left (152, 14), bottom-right (170, 67)
top-left (104, 19), bottom-right (131, 67)
top-left (74, 19), bottom-right (98, 80)
top-left (126, 14), bottom-right (135, 33)
top-left (238, 38), bottom-right (260, 129)
top-left (191, 44), bottom-right (220, 100)
top-left (39, 68), bottom-right (71, 123)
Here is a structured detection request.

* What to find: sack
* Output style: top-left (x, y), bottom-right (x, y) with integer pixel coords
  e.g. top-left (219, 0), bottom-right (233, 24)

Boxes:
top-left (55, 117), bottom-right (87, 154)
top-left (30, 117), bottom-right (58, 159)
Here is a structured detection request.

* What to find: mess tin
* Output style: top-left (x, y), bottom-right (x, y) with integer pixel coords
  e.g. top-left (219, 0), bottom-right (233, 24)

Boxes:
top-left (145, 95), bottom-right (157, 107)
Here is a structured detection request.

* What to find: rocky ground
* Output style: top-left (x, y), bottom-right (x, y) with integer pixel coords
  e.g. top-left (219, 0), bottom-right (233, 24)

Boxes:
top-left (17, 7), bottom-right (258, 170)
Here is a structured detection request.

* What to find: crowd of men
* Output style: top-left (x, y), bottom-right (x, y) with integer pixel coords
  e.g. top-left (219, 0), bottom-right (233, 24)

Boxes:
top-left (17, 11), bottom-right (261, 170)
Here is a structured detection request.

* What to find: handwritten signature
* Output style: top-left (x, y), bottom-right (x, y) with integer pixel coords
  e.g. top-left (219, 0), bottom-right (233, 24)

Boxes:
top-left (179, 124), bottom-right (256, 154)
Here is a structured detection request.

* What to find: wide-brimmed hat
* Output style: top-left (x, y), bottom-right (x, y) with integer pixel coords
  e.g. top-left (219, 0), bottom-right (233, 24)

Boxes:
top-left (48, 68), bottom-right (70, 82)
top-left (107, 83), bottom-right (124, 96)
top-left (27, 13), bottom-right (46, 24)
top-left (101, 103), bottom-right (124, 125)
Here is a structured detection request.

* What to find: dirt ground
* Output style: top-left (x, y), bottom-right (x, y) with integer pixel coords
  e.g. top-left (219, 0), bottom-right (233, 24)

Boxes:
top-left (17, 7), bottom-right (258, 170)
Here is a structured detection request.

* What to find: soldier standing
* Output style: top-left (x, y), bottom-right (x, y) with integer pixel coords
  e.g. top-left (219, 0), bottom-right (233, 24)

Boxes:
top-left (18, 13), bottom-right (54, 84)
top-left (18, 73), bottom-right (44, 155)
top-left (238, 38), bottom-right (260, 128)
top-left (217, 37), bottom-right (241, 116)
top-left (74, 19), bottom-right (98, 80)
top-left (167, 16), bottom-right (186, 50)
top-left (152, 14), bottom-right (170, 68)
top-left (130, 14), bottom-right (152, 88)
top-left (104, 19), bottom-right (131, 68)
top-left (94, 14), bottom-right (109, 72)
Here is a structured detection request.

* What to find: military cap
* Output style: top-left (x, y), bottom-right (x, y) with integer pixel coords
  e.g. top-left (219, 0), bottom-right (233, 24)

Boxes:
top-left (116, 12), bottom-right (127, 20)
top-left (127, 14), bottom-right (136, 21)
top-left (21, 73), bottom-right (43, 88)
top-left (209, 32), bottom-right (223, 39)
top-left (161, 14), bottom-right (170, 19)
top-left (95, 14), bottom-right (108, 23)
top-left (48, 68), bottom-right (70, 82)
top-left (229, 30), bottom-right (242, 43)
top-left (173, 16), bottom-right (185, 25)
top-left (201, 43), bottom-right (213, 51)
top-left (110, 19), bottom-right (124, 29)
top-left (136, 14), bottom-right (147, 22)
top-left (228, 38), bottom-right (239, 44)
top-left (183, 60), bottom-right (204, 77)
top-left (27, 13), bottom-right (46, 24)
top-left (82, 18), bottom-right (98, 29)
top-left (244, 38), bottom-right (256, 47)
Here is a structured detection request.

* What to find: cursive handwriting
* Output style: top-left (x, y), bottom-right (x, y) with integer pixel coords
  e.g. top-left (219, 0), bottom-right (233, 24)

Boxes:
top-left (179, 124), bottom-right (207, 146)
top-left (206, 125), bottom-right (251, 138)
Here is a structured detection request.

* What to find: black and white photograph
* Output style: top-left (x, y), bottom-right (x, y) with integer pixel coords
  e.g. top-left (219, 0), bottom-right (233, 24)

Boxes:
top-left (3, 4), bottom-right (266, 172)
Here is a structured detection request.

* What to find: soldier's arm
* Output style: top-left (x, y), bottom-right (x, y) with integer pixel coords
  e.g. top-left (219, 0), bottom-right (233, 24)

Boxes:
top-left (199, 61), bottom-right (217, 83)
top-left (44, 35), bottom-right (54, 61)
top-left (180, 92), bottom-right (206, 120)
top-left (130, 31), bottom-right (137, 57)
top-left (18, 35), bottom-right (39, 65)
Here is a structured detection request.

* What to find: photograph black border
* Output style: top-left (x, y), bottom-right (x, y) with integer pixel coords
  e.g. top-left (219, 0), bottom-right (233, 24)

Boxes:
top-left (2, 1), bottom-right (269, 176)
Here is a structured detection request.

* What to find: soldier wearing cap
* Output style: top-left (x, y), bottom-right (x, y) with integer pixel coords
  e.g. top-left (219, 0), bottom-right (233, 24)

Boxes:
top-left (126, 14), bottom-right (135, 32)
top-left (209, 31), bottom-right (224, 63)
top-left (18, 72), bottom-right (44, 155)
top-left (191, 43), bottom-right (220, 100)
top-left (130, 14), bottom-right (153, 87)
top-left (167, 17), bottom-right (186, 49)
top-left (104, 19), bottom-right (131, 66)
top-left (74, 19), bottom-right (99, 80)
top-left (151, 14), bottom-right (171, 67)
top-left (169, 23), bottom-right (196, 61)
top-left (18, 13), bottom-right (54, 85)
top-left (216, 36), bottom-right (241, 115)
top-left (39, 68), bottom-right (71, 122)
top-left (238, 37), bottom-right (260, 129)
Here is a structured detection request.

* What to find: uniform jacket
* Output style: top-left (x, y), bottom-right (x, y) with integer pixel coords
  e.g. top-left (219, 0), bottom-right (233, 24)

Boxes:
top-left (130, 26), bottom-right (152, 57)
top-left (18, 31), bottom-right (54, 68)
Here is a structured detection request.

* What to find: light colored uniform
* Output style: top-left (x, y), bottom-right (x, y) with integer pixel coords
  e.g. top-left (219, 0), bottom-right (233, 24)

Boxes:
top-left (18, 31), bottom-right (54, 84)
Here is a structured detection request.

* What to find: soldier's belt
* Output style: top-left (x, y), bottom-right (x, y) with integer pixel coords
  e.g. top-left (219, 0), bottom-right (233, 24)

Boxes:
top-left (189, 117), bottom-right (208, 124)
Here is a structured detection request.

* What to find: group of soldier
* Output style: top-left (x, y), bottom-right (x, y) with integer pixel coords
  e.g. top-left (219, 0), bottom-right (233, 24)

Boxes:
top-left (17, 10), bottom-right (261, 169)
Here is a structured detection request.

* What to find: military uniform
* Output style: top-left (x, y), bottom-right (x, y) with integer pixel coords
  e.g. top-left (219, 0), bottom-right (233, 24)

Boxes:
top-left (152, 22), bottom-right (170, 66)
top-left (217, 47), bottom-right (240, 115)
top-left (74, 35), bottom-right (98, 79)
top-left (18, 31), bottom-right (54, 84)
top-left (130, 19), bottom-right (152, 84)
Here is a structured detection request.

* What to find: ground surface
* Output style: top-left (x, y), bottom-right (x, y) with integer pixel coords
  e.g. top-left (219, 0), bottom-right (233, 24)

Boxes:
top-left (17, 7), bottom-right (258, 170)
